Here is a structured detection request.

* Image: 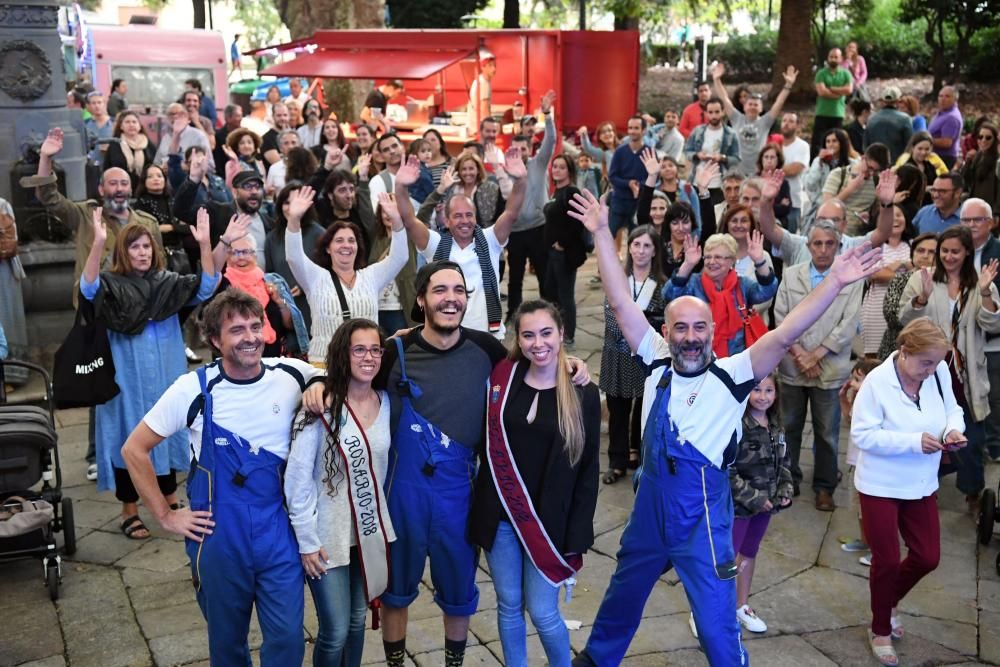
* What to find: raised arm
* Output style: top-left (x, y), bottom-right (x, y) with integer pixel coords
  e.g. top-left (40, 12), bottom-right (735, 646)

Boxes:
top-left (748, 243), bottom-right (881, 381)
top-left (568, 191), bottom-right (650, 351)
top-left (82, 207), bottom-right (107, 287)
top-left (868, 169), bottom-right (898, 247)
top-left (33, 128), bottom-right (79, 224)
top-left (768, 66), bottom-right (799, 119)
top-left (534, 90), bottom-right (558, 165)
top-left (694, 163), bottom-right (719, 239)
top-left (709, 62), bottom-right (737, 118)
top-left (364, 192), bottom-right (409, 291)
top-left (492, 147), bottom-right (528, 245)
top-left (393, 156), bottom-right (430, 251)
top-left (283, 186), bottom-right (329, 294)
top-left (757, 169), bottom-right (787, 247)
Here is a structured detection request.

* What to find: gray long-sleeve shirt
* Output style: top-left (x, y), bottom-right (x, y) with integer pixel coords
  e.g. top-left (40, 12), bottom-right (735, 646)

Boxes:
top-left (512, 113), bottom-right (556, 233)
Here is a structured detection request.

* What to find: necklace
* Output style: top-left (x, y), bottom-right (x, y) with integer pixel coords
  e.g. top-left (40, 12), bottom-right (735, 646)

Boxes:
top-left (631, 275), bottom-right (648, 302)
top-left (893, 358), bottom-right (921, 403)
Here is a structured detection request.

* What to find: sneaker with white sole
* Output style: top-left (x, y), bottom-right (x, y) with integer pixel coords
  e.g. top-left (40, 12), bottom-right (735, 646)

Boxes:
top-left (841, 539), bottom-right (869, 552)
top-left (688, 612), bottom-right (698, 638)
top-left (86, 463), bottom-right (98, 482)
top-left (736, 604), bottom-right (768, 633)
top-left (859, 554), bottom-right (872, 567)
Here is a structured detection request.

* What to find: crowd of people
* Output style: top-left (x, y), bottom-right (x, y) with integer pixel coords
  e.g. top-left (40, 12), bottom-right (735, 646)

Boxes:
top-left (2, 48), bottom-right (999, 666)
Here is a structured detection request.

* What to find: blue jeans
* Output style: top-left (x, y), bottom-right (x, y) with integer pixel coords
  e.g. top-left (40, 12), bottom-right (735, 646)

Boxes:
top-left (485, 522), bottom-right (571, 667)
top-left (307, 550), bottom-right (367, 667)
top-left (780, 382), bottom-right (842, 493)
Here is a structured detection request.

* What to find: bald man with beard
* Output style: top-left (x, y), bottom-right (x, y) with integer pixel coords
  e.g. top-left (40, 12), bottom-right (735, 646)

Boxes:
top-left (29, 127), bottom-right (163, 301)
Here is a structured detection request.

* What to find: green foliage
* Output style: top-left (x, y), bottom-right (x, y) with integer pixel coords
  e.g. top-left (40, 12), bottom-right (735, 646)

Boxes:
top-left (387, 0), bottom-right (490, 28)
top-left (966, 26), bottom-right (1000, 82)
top-left (707, 31), bottom-right (779, 82)
top-left (234, 0), bottom-right (284, 50)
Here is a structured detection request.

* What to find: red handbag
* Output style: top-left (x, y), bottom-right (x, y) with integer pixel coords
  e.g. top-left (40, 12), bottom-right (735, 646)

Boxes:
top-left (735, 288), bottom-right (769, 347)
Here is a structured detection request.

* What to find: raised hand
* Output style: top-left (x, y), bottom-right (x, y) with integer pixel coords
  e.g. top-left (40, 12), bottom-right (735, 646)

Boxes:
top-left (191, 208), bottom-right (211, 246)
top-left (91, 207), bottom-right (107, 246)
top-left (576, 126), bottom-right (589, 138)
top-left (395, 155), bottom-right (421, 187)
top-left (760, 169), bottom-right (785, 201)
top-left (875, 168), bottom-right (897, 206)
top-left (979, 259), bottom-right (999, 293)
top-left (695, 161), bottom-right (720, 191)
top-left (355, 152), bottom-right (371, 180)
top-left (221, 144), bottom-right (238, 162)
top-left (438, 164), bottom-right (458, 192)
top-left (188, 152), bottom-right (207, 183)
top-left (223, 212), bottom-right (252, 243)
top-left (287, 185), bottom-right (316, 223)
top-left (504, 147), bottom-right (527, 180)
top-left (681, 234), bottom-right (702, 269)
top-left (919, 267), bottom-right (934, 300)
top-left (747, 230), bottom-right (766, 265)
top-left (40, 127), bottom-right (64, 157)
top-left (540, 89), bottom-right (557, 114)
top-left (829, 242), bottom-right (883, 287)
top-left (640, 147), bottom-right (660, 177)
top-left (377, 192), bottom-right (401, 228)
top-left (709, 61), bottom-right (725, 80)
top-left (782, 65), bottom-right (799, 86)
top-left (172, 116), bottom-right (188, 137)
top-left (568, 190), bottom-right (609, 233)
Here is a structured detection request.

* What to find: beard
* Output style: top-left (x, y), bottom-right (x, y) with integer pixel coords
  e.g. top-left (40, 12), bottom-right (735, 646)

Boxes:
top-left (425, 301), bottom-right (465, 335)
top-left (669, 337), bottom-right (712, 373)
top-left (103, 194), bottom-right (129, 215)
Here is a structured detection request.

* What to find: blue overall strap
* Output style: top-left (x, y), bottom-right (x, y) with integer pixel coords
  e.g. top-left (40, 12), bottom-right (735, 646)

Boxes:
top-left (633, 369), bottom-right (675, 492)
top-left (196, 366), bottom-right (215, 470)
top-left (393, 336), bottom-right (422, 400)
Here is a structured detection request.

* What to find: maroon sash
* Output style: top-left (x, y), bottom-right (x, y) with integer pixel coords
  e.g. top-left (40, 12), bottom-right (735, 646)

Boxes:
top-left (487, 359), bottom-right (581, 586)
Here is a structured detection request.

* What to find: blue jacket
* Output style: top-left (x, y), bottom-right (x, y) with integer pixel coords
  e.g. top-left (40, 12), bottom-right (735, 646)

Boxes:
top-left (608, 142), bottom-right (647, 205)
top-left (684, 124), bottom-right (740, 176)
top-left (663, 270), bottom-right (778, 356)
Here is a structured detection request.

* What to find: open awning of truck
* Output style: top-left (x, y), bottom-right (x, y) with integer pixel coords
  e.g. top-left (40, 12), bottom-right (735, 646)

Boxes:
top-left (250, 30), bottom-right (481, 80)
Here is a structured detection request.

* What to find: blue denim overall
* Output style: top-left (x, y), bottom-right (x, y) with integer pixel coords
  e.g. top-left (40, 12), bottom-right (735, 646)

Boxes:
top-left (184, 366), bottom-right (305, 666)
top-left (380, 337), bottom-right (480, 616)
top-left (577, 368), bottom-right (748, 666)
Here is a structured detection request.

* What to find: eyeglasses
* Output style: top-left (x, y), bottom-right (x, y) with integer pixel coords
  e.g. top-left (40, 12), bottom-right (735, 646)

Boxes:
top-left (961, 216), bottom-right (992, 225)
top-left (350, 346), bottom-right (384, 359)
top-left (703, 254), bottom-right (735, 262)
top-left (979, 135), bottom-right (995, 141)
top-left (228, 248), bottom-right (255, 258)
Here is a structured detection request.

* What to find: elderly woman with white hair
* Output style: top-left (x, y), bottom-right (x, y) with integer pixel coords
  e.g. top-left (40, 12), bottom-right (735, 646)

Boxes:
top-left (663, 231), bottom-right (779, 357)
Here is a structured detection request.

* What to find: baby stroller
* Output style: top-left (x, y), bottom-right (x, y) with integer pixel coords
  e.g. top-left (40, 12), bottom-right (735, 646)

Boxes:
top-left (0, 360), bottom-right (75, 600)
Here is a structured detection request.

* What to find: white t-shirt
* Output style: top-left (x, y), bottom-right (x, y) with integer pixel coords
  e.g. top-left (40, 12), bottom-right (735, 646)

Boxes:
top-left (265, 160), bottom-right (287, 195)
top-left (636, 327), bottom-right (756, 467)
top-left (782, 138), bottom-right (811, 209)
top-left (702, 126), bottom-right (724, 188)
top-left (421, 227), bottom-right (507, 339)
top-left (143, 359), bottom-right (323, 461)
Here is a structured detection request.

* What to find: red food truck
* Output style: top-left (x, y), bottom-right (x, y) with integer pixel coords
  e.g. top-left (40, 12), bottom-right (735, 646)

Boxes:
top-left (250, 29), bottom-right (639, 149)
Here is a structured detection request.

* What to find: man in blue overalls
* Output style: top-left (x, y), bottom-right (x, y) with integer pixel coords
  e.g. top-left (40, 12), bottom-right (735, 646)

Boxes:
top-left (122, 289), bottom-right (326, 666)
top-left (375, 260), bottom-right (590, 667)
top-left (565, 189), bottom-right (882, 665)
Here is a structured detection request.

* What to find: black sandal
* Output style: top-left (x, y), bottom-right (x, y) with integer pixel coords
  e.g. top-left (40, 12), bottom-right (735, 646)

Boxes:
top-left (120, 515), bottom-right (151, 540)
top-left (603, 469), bottom-right (625, 485)
top-left (627, 451), bottom-right (640, 470)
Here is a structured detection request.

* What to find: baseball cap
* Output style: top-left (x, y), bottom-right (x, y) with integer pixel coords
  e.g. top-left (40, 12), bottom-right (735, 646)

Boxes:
top-left (410, 260), bottom-right (466, 323)
top-left (881, 86), bottom-right (902, 102)
top-left (232, 170), bottom-right (264, 189)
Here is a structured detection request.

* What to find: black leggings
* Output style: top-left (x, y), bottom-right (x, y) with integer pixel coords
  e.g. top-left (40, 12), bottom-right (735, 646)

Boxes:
top-left (605, 395), bottom-right (643, 471)
top-left (113, 466), bottom-right (178, 504)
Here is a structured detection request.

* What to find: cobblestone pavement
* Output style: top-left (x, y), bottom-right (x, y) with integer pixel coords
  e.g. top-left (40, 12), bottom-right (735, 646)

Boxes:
top-left (3, 256), bottom-right (999, 666)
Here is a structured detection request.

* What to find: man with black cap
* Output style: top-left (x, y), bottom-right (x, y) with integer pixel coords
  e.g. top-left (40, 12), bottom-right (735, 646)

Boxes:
top-left (174, 167), bottom-right (273, 270)
top-left (710, 61), bottom-right (799, 176)
top-left (375, 259), bottom-right (589, 667)
top-left (863, 85), bottom-right (913, 162)
top-left (393, 148), bottom-right (527, 339)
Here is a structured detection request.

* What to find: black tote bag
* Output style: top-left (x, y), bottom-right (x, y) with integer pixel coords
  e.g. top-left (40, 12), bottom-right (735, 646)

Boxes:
top-left (52, 302), bottom-right (120, 409)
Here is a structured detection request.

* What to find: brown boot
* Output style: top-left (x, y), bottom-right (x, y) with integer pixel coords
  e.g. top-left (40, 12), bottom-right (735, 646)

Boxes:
top-left (815, 490), bottom-right (836, 512)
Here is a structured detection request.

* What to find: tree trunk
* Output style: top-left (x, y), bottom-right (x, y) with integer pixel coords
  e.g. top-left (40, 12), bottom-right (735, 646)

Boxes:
top-left (771, 0), bottom-right (814, 102)
top-left (503, 0), bottom-right (519, 28)
top-left (192, 0), bottom-right (206, 28)
top-left (926, 14), bottom-right (947, 95)
top-left (275, 0), bottom-right (384, 121)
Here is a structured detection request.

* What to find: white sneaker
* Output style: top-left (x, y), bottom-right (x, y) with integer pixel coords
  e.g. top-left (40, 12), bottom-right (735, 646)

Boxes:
top-left (736, 604), bottom-right (768, 633)
top-left (688, 612), bottom-right (698, 638)
top-left (86, 463), bottom-right (98, 482)
top-left (859, 554), bottom-right (872, 567)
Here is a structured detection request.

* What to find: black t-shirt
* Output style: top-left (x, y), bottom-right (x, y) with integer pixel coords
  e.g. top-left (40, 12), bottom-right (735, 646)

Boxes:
top-left (503, 383), bottom-right (559, 509)
top-left (364, 89), bottom-right (388, 113)
top-left (261, 128), bottom-right (280, 157)
top-left (376, 326), bottom-right (507, 450)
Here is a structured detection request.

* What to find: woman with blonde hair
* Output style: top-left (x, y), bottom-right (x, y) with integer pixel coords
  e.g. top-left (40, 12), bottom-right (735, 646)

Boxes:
top-left (851, 317), bottom-right (966, 665)
top-left (470, 299), bottom-right (600, 667)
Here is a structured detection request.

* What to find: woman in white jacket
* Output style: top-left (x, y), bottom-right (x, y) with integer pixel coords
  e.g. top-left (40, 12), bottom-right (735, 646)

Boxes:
top-left (851, 318), bottom-right (966, 666)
